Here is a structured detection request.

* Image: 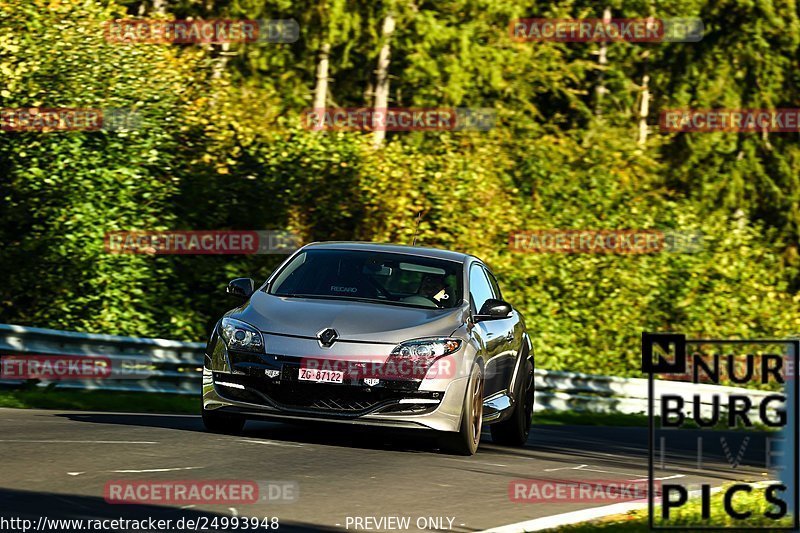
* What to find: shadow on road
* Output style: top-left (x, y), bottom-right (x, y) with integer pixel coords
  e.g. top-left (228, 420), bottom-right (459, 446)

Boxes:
top-left (56, 412), bottom-right (775, 482)
top-left (57, 412), bottom-right (442, 453)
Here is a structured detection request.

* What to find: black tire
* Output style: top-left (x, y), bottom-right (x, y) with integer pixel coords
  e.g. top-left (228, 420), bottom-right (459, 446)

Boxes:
top-left (439, 363), bottom-right (484, 456)
top-left (202, 407), bottom-right (245, 434)
top-left (490, 359), bottom-right (534, 446)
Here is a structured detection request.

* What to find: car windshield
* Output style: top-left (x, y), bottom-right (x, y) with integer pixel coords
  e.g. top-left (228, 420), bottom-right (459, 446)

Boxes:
top-left (268, 249), bottom-right (463, 309)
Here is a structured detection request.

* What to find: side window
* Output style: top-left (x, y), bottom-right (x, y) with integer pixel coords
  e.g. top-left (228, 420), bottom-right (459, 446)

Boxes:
top-left (485, 268), bottom-right (502, 300)
top-left (469, 264), bottom-right (494, 314)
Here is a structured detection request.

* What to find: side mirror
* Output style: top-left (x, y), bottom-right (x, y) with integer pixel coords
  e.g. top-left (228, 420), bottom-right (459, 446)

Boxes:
top-left (227, 278), bottom-right (255, 300)
top-left (474, 299), bottom-right (512, 322)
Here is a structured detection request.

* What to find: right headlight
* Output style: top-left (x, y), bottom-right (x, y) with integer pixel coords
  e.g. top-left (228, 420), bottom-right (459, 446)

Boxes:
top-left (385, 338), bottom-right (462, 380)
top-left (391, 338), bottom-right (462, 359)
top-left (219, 318), bottom-right (264, 353)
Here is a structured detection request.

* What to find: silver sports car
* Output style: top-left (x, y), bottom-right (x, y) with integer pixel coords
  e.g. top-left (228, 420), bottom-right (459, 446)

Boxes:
top-left (202, 242), bottom-right (535, 455)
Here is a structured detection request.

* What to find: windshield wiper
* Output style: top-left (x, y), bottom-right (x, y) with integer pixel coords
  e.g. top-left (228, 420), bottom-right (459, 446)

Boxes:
top-left (280, 293), bottom-right (377, 303)
top-left (277, 293), bottom-right (443, 309)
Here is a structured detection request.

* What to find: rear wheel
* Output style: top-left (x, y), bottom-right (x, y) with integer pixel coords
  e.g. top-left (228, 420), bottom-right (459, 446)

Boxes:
top-left (202, 406), bottom-right (245, 434)
top-left (439, 363), bottom-right (484, 455)
top-left (490, 359), bottom-right (534, 446)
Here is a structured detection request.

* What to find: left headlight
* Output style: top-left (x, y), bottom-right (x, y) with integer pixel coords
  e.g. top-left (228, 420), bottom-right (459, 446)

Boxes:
top-left (391, 338), bottom-right (462, 359)
top-left (219, 318), bottom-right (264, 353)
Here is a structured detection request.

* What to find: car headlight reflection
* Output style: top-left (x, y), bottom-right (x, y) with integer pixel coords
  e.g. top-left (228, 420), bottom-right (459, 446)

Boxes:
top-left (220, 318), bottom-right (264, 353)
top-left (392, 338), bottom-right (461, 359)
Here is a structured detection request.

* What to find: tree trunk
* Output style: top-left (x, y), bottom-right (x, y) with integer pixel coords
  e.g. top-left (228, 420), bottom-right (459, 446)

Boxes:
top-left (364, 81), bottom-right (374, 106)
top-left (594, 7), bottom-right (611, 117)
top-left (637, 35), bottom-right (652, 146)
top-left (152, 0), bottom-right (167, 15)
top-left (373, 13), bottom-right (395, 149)
top-left (637, 71), bottom-right (650, 145)
top-left (637, 17), bottom-right (658, 145)
top-left (210, 42), bottom-right (230, 81)
top-left (313, 42), bottom-right (331, 110)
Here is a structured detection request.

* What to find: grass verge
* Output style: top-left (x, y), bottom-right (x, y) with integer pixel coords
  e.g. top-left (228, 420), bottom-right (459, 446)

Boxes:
top-left (548, 483), bottom-right (791, 532)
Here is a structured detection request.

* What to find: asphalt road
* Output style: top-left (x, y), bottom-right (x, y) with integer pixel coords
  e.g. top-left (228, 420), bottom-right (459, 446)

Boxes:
top-left (0, 408), bottom-right (773, 532)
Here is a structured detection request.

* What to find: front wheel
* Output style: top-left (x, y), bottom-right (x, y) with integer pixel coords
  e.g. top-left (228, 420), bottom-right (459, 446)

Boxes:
top-left (202, 406), bottom-right (245, 434)
top-left (438, 363), bottom-right (484, 455)
top-left (490, 359), bottom-right (534, 446)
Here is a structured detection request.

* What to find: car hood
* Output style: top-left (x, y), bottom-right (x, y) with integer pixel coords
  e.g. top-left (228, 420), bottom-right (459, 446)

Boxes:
top-left (233, 291), bottom-right (467, 344)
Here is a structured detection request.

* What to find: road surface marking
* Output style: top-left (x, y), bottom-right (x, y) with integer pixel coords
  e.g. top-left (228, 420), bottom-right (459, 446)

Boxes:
top-left (237, 438), bottom-right (304, 447)
top-left (543, 464), bottom-right (588, 472)
top-left (544, 464), bottom-right (644, 477)
top-left (576, 466), bottom-right (643, 476)
top-left (111, 467), bottom-right (205, 473)
top-left (629, 474), bottom-right (685, 482)
top-left (444, 458), bottom-right (508, 467)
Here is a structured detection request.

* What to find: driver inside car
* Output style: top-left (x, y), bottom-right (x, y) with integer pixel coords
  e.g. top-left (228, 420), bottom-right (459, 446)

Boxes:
top-left (411, 274), bottom-right (450, 306)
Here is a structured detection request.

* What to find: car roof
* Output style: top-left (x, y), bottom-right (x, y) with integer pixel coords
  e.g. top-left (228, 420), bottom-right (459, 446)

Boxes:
top-left (300, 241), bottom-right (476, 264)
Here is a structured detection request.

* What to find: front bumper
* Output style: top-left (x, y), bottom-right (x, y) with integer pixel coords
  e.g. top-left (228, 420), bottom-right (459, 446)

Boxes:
top-left (202, 366), bottom-right (468, 432)
top-left (203, 328), bottom-right (473, 432)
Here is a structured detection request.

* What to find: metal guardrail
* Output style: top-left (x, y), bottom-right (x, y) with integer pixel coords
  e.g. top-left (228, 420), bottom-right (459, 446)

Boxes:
top-left (534, 368), bottom-right (778, 416)
top-left (0, 324), bottom-right (779, 415)
top-left (0, 323), bottom-right (204, 394)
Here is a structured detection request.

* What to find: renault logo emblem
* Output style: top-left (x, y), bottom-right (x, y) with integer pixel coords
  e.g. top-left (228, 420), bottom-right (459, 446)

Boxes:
top-left (317, 328), bottom-right (339, 348)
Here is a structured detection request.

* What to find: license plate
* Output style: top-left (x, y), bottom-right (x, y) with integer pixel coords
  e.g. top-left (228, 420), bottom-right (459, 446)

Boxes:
top-left (298, 368), bottom-right (344, 384)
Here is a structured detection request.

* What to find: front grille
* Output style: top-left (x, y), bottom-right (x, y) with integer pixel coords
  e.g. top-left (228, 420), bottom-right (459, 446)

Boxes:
top-left (305, 397), bottom-right (374, 412)
top-left (265, 382), bottom-right (426, 413)
top-left (275, 384), bottom-right (383, 412)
